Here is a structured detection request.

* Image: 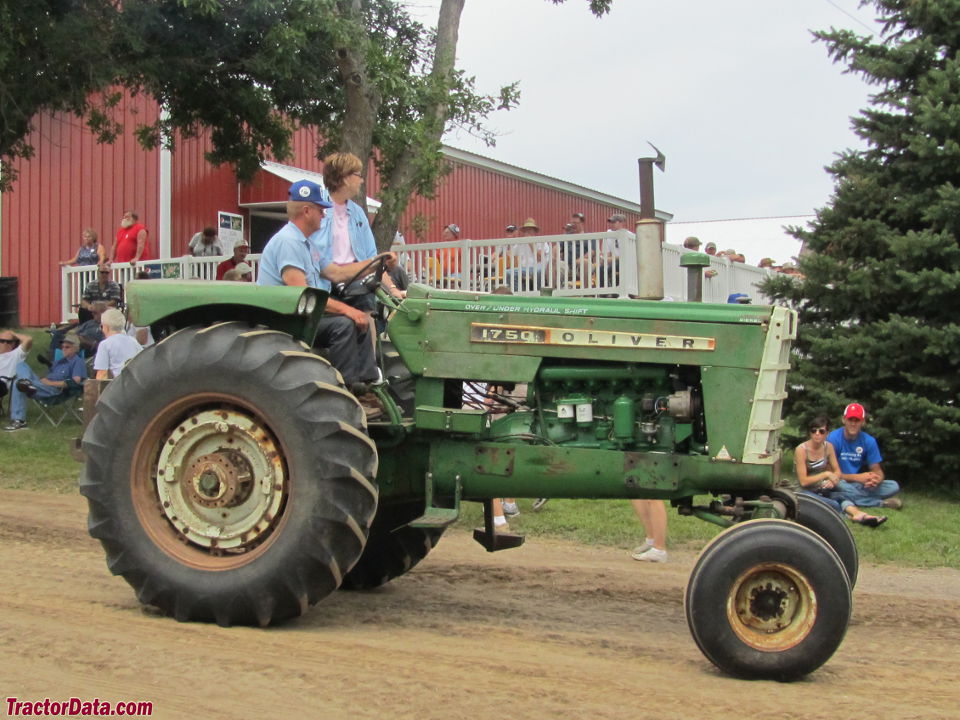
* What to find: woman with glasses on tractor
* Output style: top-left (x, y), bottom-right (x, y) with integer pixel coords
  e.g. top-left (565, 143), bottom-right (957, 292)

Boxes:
top-left (795, 413), bottom-right (887, 527)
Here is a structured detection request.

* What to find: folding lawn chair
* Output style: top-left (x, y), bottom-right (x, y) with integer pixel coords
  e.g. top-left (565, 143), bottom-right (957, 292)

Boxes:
top-left (0, 375), bottom-right (13, 418)
top-left (31, 378), bottom-right (85, 427)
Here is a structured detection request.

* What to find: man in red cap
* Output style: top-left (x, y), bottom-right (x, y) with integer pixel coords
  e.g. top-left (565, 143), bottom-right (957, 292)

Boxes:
top-left (826, 403), bottom-right (903, 510)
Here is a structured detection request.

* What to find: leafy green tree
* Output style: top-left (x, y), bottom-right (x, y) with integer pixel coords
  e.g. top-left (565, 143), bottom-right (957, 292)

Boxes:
top-left (765, 0), bottom-right (960, 489)
top-left (0, 0), bottom-right (119, 186)
top-left (0, 0), bottom-right (349, 189)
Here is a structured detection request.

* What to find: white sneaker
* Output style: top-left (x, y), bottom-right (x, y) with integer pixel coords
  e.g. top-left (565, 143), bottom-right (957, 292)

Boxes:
top-left (631, 540), bottom-right (653, 558)
top-left (633, 547), bottom-right (667, 563)
top-left (502, 501), bottom-right (520, 517)
top-left (531, 498), bottom-right (549, 512)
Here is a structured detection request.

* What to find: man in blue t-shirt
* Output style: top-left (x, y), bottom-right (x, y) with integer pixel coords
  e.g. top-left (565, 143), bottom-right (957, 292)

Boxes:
top-left (826, 402), bottom-right (903, 510)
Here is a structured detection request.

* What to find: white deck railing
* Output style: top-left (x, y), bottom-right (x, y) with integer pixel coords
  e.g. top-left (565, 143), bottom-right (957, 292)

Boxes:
top-left (393, 231), bottom-right (774, 303)
top-left (59, 254), bottom-right (262, 321)
top-left (59, 233), bottom-right (774, 321)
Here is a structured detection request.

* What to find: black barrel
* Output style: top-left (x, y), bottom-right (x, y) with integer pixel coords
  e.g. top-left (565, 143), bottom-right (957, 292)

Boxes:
top-left (0, 277), bottom-right (20, 328)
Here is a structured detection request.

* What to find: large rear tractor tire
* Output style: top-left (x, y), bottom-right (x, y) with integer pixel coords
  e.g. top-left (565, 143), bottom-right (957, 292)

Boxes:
top-left (79, 323), bottom-right (379, 626)
top-left (684, 519), bottom-right (851, 680)
top-left (341, 503), bottom-right (443, 590)
top-left (794, 492), bottom-right (859, 587)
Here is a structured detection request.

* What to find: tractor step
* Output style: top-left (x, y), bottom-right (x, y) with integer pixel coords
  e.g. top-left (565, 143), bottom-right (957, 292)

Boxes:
top-left (408, 472), bottom-right (461, 529)
top-left (408, 507), bottom-right (460, 528)
top-left (472, 526), bottom-right (526, 552)
top-left (472, 498), bottom-right (526, 552)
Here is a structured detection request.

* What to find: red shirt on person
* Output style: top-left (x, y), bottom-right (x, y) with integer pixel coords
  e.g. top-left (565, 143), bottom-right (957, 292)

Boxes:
top-left (216, 257), bottom-right (240, 280)
top-left (114, 223), bottom-right (154, 262)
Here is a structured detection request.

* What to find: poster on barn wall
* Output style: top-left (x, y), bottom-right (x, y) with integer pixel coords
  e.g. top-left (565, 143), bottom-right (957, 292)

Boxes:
top-left (218, 212), bottom-right (244, 250)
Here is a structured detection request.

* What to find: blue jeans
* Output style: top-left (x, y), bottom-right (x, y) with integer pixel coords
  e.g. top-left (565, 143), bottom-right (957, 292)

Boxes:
top-left (505, 266), bottom-right (543, 291)
top-left (10, 362), bottom-right (62, 421)
top-left (827, 479), bottom-right (900, 510)
top-left (797, 489), bottom-right (844, 515)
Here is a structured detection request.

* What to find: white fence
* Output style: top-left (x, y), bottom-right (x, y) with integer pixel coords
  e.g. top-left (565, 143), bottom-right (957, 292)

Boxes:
top-left (60, 254), bottom-right (262, 320)
top-left (59, 233), bottom-right (774, 321)
top-left (395, 230), bottom-right (774, 303)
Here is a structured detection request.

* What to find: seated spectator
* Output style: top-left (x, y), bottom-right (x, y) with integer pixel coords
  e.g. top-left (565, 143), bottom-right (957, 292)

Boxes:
top-left (682, 236), bottom-right (702, 251)
top-left (587, 214), bottom-right (630, 287)
top-left (188, 227), bottom-right (224, 257)
top-left (506, 218), bottom-right (547, 290)
top-left (758, 257), bottom-right (775, 268)
top-left (779, 261), bottom-right (802, 276)
top-left (439, 224), bottom-right (462, 283)
top-left (6, 332), bottom-right (86, 432)
top-left (1, 330), bottom-right (33, 428)
top-left (384, 253), bottom-right (408, 295)
top-left (571, 212), bottom-right (586, 233)
top-left (216, 239), bottom-right (251, 279)
top-left (46, 299), bottom-right (108, 361)
top-left (81, 263), bottom-right (122, 312)
top-left (704, 242), bottom-right (717, 256)
top-left (826, 403), bottom-right (903, 511)
top-left (795, 413), bottom-right (886, 526)
top-left (94, 309), bottom-right (143, 379)
top-left (76, 302), bottom-right (108, 356)
top-left (560, 222), bottom-right (589, 274)
top-left (222, 262), bottom-right (253, 282)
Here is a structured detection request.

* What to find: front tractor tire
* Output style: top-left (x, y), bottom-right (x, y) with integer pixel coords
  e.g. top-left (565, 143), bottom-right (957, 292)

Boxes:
top-left (684, 519), bottom-right (851, 681)
top-left (80, 323), bottom-right (378, 626)
top-left (794, 492), bottom-right (859, 587)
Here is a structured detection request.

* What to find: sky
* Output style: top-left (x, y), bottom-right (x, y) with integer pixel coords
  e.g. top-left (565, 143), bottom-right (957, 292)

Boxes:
top-left (406, 0), bottom-right (884, 263)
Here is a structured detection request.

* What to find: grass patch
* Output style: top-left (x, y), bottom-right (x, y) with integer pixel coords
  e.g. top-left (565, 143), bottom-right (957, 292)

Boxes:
top-left (0, 422), bottom-right (81, 493)
top-left (0, 328), bottom-right (84, 493)
top-left (453, 498), bottom-right (717, 551)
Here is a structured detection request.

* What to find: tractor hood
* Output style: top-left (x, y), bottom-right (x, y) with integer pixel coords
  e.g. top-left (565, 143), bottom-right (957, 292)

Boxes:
top-left (387, 284), bottom-right (795, 382)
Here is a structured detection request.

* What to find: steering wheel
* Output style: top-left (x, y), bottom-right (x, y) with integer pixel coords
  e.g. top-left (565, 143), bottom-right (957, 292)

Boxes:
top-left (334, 252), bottom-right (392, 298)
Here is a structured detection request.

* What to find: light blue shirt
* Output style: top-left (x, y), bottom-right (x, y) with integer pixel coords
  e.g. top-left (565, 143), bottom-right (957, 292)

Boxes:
top-left (311, 199), bottom-right (377, 291)
top-left (258, 221), bottom-right (323, 288)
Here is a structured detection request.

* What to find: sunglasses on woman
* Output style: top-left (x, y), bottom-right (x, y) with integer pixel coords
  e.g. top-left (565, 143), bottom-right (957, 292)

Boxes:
top-left (809, 428), bottom-right (827, 435)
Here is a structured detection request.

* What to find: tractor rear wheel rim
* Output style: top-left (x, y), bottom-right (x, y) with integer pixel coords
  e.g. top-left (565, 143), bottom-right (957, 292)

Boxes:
top-left (131, 394), bottom-right (288, 570)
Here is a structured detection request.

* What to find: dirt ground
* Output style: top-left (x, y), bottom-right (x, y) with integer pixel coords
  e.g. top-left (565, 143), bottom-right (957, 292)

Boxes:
top-left (1, 488), bottom-right (958, 720)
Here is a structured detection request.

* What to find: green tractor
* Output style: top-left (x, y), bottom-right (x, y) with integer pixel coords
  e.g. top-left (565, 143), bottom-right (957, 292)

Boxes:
top-left (79, 260), bottom-right (855, 681)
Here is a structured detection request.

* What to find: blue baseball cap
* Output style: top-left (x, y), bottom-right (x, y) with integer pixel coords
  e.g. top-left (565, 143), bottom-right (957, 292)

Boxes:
top-left (289, 180), bottom-right (332, 208)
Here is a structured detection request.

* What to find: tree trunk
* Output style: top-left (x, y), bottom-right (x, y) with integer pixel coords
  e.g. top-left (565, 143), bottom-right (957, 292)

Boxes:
top-left (334, 0), bottom-right (380, 211)
top-left (371, 0), bottom-right (465, 251)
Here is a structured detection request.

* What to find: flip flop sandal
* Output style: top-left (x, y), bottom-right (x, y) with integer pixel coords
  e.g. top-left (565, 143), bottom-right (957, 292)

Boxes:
top-left (860, 515), bottom-right (887, 527)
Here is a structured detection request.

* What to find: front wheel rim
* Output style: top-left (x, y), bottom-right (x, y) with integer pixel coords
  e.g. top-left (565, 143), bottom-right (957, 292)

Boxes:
top-left (726, 562), bottom-right (818, 652)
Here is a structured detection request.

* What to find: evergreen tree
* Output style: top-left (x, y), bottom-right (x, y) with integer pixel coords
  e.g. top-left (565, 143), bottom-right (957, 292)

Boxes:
top-left (766, 0), bottom-right (960, 490)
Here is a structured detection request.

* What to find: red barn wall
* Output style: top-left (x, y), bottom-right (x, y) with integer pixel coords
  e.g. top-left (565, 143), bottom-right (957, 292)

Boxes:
top-left (1, 94), bottom-right (161, 326)
top-left (368, 157), bottom-right (642, 244)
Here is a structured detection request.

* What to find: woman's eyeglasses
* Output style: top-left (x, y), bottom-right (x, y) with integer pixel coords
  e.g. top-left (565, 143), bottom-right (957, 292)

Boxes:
top-left (809, 428), bottom-right (827, 435)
